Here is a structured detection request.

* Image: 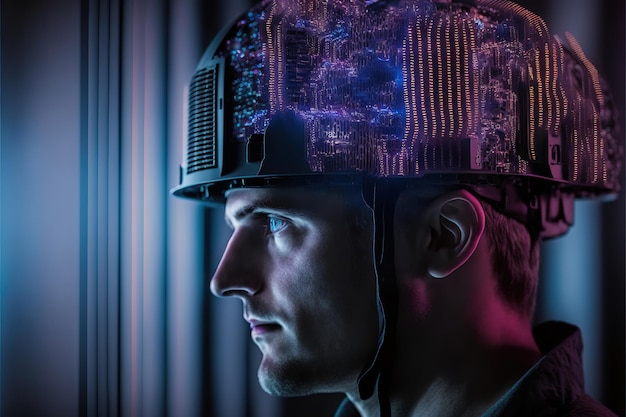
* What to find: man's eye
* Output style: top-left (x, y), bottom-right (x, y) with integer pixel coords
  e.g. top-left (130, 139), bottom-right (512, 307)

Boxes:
top-left (267, 216), bottom-right (288, 233)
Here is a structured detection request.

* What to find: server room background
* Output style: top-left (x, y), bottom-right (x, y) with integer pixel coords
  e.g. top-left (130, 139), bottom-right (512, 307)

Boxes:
top-left (1, 0), bottom-right (624, 416)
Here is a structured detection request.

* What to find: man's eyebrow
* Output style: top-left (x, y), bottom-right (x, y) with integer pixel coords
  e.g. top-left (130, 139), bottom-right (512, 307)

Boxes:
top-left (227, 197), bottom-right (302, 224)
top-left (230, 203), bottom-right (259, 223)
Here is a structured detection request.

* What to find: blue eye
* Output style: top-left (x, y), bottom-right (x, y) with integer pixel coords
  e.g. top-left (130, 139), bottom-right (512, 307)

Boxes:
top-left (268, 216), bottom-right (287, 233)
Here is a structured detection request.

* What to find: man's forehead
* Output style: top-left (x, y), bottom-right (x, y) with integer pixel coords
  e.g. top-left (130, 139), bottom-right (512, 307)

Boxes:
top-left (225, 185), bottom-right (310, 204)
top-left (225, 186), bottom-right (312, 213)
top-left (223, 185), bottom-right (364, 220)
top-left (224, 187), bottom-right (289, 214)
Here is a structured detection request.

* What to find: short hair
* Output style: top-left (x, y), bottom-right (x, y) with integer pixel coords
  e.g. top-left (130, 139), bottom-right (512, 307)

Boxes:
top-left (480, 200), bottom-right (540, 317)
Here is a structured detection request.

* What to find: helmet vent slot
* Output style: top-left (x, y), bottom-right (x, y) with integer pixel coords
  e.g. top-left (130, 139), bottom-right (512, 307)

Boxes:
top-left (187, 66), bottom-right (219, 173)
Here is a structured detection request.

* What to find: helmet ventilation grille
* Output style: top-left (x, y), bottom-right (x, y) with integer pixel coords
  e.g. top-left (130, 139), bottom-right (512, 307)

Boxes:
top-left (187, 66), bottom-right (218, 174)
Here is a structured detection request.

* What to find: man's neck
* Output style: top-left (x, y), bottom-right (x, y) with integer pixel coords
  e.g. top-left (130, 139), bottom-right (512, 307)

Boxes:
top-left (345, 322), bottom-right (541, 417)
top-left (391, 344), bottom-right (540, 417)
top-left (346, 350), bottom-right (539, 417)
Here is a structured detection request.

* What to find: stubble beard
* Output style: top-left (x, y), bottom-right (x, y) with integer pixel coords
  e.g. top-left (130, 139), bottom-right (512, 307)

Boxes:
top-left (257, 354), bottom-right (320, 397)
top-left (257, 350), bottom-right (354, 397)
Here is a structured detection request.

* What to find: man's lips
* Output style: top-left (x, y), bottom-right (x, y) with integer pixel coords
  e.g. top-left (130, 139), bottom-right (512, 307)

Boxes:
top-left (247, 319), bottom-right (281, 337)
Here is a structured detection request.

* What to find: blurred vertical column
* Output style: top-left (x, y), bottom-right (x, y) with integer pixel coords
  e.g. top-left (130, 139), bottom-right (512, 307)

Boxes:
top-left (597, 0), bottom-right (626, 413)
top-left (118, 0), bottom-right (170, 416)
top-left (1, 1), bottom-right (82, 415)
top-left (82, 0), bottom-right (178, 415)
top-left (167, 0), bottom-right (205, 416)
top-left (81, 0), bottom-right (122, 415)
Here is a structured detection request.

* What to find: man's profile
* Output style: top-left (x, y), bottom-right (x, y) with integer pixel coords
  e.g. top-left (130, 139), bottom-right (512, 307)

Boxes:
top-left (172, 0), bottom-right (622, 415)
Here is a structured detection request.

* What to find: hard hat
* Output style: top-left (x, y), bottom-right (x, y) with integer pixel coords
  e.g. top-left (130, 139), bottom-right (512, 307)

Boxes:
top-left (172, 0), bottom-right (621, 239)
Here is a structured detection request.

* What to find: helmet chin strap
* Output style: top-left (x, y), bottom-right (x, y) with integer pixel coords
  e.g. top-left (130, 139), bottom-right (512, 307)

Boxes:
top-left (358, 178), bottom-right (400, 417)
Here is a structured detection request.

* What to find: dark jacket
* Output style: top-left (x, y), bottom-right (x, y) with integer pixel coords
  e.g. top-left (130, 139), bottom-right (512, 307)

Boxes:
top-left (334, 322), bottom-right (617, 417)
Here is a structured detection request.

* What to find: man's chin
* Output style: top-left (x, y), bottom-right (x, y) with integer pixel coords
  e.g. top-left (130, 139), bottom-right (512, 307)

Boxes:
top-left (257, 357), bottom-right (316, 397)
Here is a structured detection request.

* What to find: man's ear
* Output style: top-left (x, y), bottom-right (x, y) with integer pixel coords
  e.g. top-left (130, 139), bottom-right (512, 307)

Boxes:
top-left (423, 189), bottom-right (485, 278)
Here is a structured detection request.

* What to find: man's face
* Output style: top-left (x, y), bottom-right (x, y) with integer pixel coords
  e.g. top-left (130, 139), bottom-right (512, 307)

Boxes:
top-left (210, 186), bottom-right (379, 396)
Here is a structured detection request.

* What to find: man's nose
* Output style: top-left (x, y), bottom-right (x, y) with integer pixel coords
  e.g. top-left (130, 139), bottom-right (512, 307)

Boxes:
top-left (210, 228), bottom-right (263, 298)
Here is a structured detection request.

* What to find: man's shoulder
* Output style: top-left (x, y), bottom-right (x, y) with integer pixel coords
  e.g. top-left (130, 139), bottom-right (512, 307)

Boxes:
top-left (483, 393), bottom-right (618, 417)
top-left (560, 394), bottom-right (618, 417)
top-left (484, 322), bottom-right (617, 417)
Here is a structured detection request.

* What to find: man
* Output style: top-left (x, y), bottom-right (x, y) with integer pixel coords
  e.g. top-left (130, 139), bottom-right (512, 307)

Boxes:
top-left (173, 0), bottom-right (622, 415)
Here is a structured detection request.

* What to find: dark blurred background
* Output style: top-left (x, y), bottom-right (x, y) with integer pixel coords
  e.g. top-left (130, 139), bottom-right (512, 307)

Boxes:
top-left (1, 0), bottom-right (623, 416)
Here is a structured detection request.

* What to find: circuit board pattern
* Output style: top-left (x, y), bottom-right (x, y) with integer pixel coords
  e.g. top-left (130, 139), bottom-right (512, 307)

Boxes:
top-left (212, 0), bottom-right (620, 192)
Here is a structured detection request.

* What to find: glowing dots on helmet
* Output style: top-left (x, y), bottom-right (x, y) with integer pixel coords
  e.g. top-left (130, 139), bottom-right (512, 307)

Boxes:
top-left (172, 0), bottom-right (622, 202)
